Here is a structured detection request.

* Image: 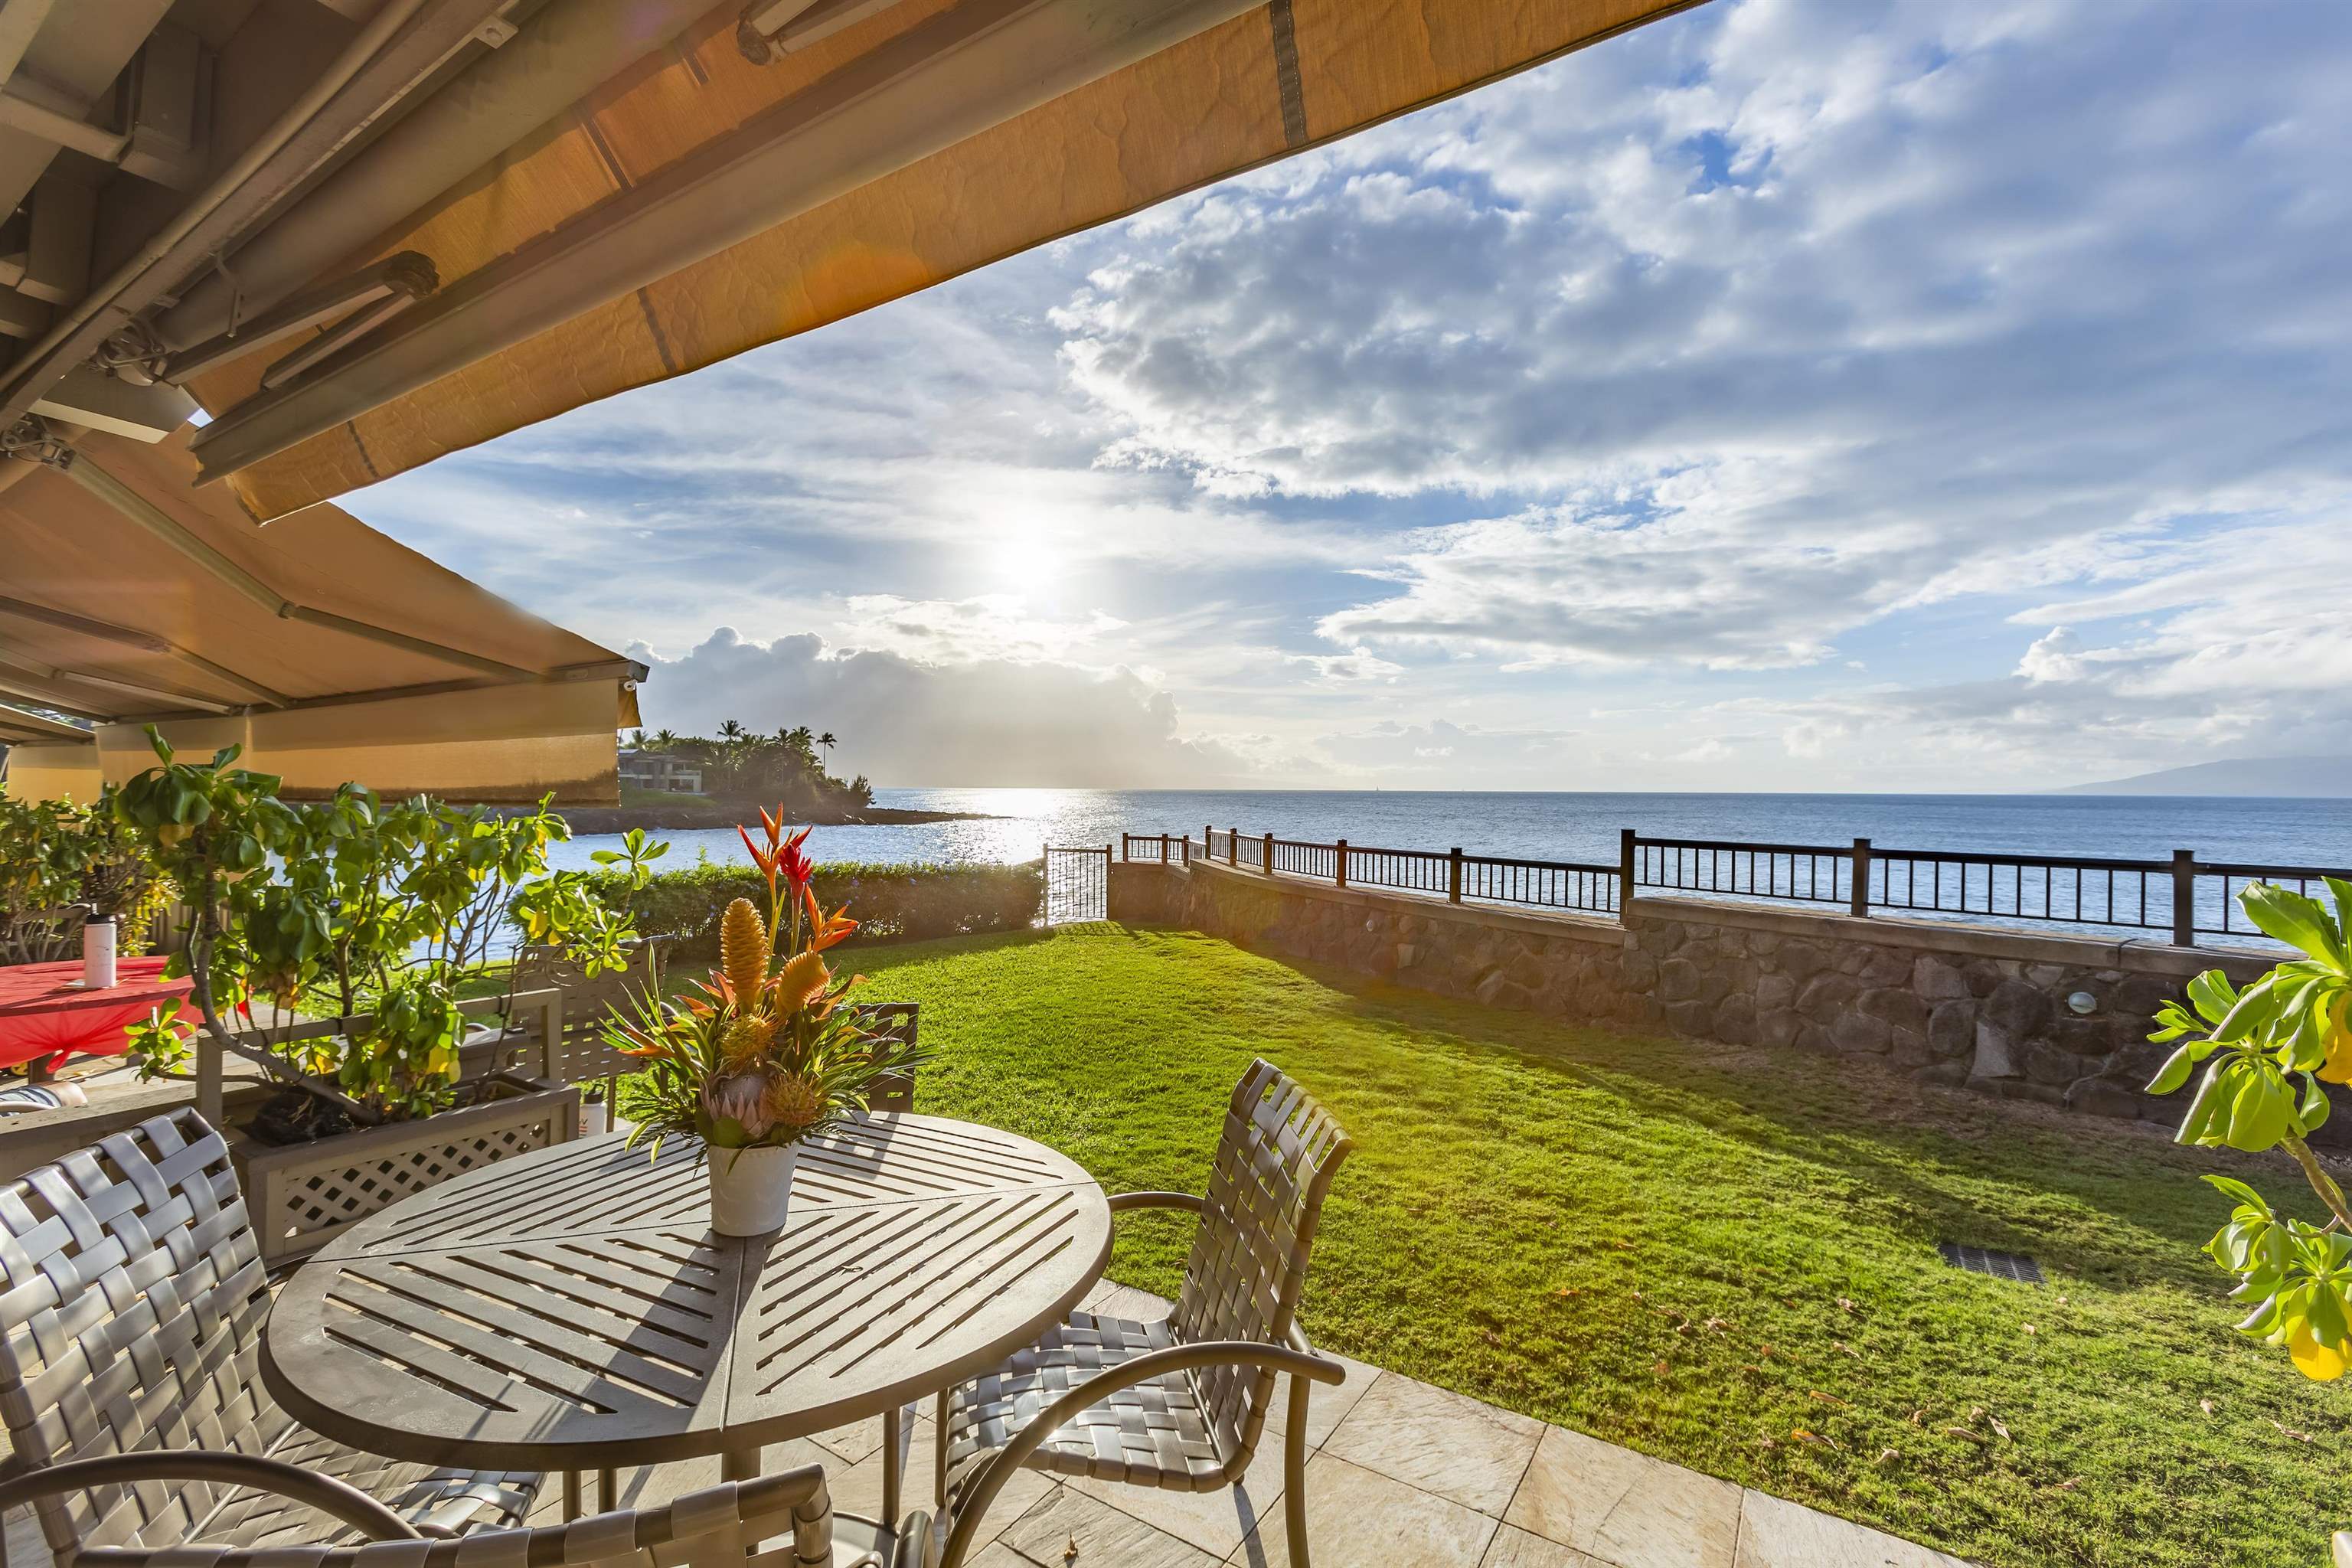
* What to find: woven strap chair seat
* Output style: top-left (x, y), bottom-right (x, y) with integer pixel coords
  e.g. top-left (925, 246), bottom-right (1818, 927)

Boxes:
top-left (194, 1427), bottom-right (537, 1548)
top-left (940, 1308), bottom-right (1224, 1504)
top-left (0, 1109), bottom-right (541, 1565)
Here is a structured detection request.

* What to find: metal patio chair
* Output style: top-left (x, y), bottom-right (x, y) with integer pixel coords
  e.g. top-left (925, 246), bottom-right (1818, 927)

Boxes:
top-left (849, 1002), bottom-right (920, 1116)
top-left (920, 1059), bottom-right (1354, 1567)
top-left (841, 1001), bottom-right (920, 1520)
top-left (505, 939), bottom-right (670, 1121)
top-left (0, 1472), bottom-right (838, 1568)
top-left (0, 1109), bottom-right (557, 1563)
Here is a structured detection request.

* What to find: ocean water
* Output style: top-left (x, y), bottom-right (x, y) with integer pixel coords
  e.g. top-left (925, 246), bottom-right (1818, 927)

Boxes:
top-left (550, 788), bottom-right (2352, 875)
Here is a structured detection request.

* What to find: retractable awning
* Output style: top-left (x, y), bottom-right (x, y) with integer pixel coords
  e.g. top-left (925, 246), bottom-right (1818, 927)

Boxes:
top-left (0, 426), bottom-right (641, 805)
top-left (0, 0), bottom-right (1697, 522)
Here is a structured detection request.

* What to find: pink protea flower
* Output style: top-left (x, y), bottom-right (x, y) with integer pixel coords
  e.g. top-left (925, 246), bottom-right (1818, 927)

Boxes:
top-left (703, 1070), bottom-right (776, 1142)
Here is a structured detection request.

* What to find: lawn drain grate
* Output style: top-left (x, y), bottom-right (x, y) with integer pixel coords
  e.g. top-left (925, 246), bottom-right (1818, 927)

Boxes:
top-left (1937, 1242), bottom-right (2043, 1284)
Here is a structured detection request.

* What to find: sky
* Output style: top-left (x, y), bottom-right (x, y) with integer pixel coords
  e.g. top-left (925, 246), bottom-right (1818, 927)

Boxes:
top-left (345, 0), bottom-right (2352, 793)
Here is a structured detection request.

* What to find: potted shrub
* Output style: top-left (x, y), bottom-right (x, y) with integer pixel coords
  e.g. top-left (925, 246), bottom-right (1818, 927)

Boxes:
top-left (2142, 878), bottom-right (2352, 1563)
top-left (112, 730), bottom-right (666, 1260)
top-left (0, 791), bottom-right (175, 965)
top-left (606, 811), bottom-right (923, 1233)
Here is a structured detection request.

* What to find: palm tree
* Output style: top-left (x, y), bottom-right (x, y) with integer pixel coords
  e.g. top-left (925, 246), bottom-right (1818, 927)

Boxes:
top-left (716, 719), bottom-right (748, 744)
top-left (818, 731), bottom-right (837, 773)
top-left (652, 728), bottom-right (677, 750)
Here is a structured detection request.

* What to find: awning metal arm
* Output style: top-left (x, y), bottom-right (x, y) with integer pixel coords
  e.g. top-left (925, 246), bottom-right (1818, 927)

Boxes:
top-left (0, 593), bottom-right (292, 707)
top-left (0, 645), bottom-right (239, 716)
top-left (56, 441), bottom-right (543, 684)
top-left (159, 253), bottom-right (439, 387)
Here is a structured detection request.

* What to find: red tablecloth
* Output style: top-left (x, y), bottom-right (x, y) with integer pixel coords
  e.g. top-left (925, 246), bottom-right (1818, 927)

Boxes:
top-left (0, 959), bottom-right (198, 1070)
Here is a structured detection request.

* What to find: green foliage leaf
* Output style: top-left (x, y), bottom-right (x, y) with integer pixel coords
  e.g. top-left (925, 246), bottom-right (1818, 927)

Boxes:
top-left (2241, 884), bottom-right (2348, 970)
top-left (2201, 1173), bottom-right (2271, 1211)
top-left (2146, 1044), bottom-right (2197, 1096)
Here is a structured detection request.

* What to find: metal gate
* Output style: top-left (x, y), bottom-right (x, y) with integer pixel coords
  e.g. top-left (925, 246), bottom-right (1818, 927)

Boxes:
top-left (1044, 844), bottom-right (1111, 924)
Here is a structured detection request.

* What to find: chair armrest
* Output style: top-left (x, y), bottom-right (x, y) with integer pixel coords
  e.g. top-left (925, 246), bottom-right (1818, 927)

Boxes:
top-left (1105, 1191), bottom-right (1204, 1215)
top-left (0, 1452), bottom-right (421, 1541)
top-left (1285, 1318), bottom-right (1334, 1365)
top-left (939, 1338), bottom-right (1345, 1567)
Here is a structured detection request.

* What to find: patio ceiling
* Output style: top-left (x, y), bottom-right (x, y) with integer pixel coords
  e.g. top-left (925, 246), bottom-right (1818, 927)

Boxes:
top-left (0, 424), bottom-right (642, 805)
top-left (0, 0), bottom-right (1700, 522)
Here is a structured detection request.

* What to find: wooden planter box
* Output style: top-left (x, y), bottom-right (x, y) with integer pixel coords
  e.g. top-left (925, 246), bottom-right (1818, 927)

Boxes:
top-left (232, 1070), bottom-right (578, 1266)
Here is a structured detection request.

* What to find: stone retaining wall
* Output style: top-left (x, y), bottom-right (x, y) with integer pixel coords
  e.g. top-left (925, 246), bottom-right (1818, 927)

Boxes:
top-left (1109, 858), bottom-right (2285, 1135)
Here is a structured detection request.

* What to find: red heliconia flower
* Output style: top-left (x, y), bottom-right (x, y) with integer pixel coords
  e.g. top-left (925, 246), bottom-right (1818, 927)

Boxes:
top-left (776, 824), bottom-right (816, 893)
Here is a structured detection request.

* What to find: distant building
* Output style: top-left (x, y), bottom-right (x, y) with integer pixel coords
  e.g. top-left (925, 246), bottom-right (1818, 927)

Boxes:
top-left (619, 749), bottom-right (704, 795)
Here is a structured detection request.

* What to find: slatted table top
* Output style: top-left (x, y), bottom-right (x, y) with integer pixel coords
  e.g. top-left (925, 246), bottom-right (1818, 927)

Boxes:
top-left (260, 1114), bottom-right (1111, 1470)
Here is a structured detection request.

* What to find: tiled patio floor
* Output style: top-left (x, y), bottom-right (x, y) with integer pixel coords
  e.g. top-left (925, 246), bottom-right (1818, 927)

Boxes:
top-left (1, 1280), bottom-right (1973, 1568)
top-left (534, 1282), bottom-right (1975, 1568)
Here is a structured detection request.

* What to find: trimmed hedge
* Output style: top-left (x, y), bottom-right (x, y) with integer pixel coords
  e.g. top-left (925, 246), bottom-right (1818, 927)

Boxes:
top-left (608, 861), bottom-right (1043, 956)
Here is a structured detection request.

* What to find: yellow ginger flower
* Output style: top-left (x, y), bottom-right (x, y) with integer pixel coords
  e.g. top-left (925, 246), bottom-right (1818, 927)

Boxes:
top-left (772, 950), bottom-right (831, 1013)
top-left (720, 897), bottom-right (769, 1003)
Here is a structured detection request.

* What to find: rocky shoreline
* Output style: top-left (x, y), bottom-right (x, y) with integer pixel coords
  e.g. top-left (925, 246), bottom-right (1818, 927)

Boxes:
top-left (514, 802), bottom-right (998, 833)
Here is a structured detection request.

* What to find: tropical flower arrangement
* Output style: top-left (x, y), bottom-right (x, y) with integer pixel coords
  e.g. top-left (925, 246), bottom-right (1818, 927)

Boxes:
top-left (606, 809), bottom-right (922, 1230)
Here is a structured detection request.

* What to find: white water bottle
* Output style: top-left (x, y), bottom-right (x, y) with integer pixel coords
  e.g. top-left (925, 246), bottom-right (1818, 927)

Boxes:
top-left (82, 913), bottom-right (117, 990)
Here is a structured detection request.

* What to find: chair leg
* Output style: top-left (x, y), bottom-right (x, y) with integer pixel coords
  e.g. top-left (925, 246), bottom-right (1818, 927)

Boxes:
top-left (881, 1405), bottom-right (902, 1526)
top-left (934, 1390), bottom-right (949, 1508)
top-left (1282, 1374), bottom-right (1314, 1568)
top-left (563, 1470), bottom-right (582, 1521)
top-left (598, 1466), bottom-right (617, 1512)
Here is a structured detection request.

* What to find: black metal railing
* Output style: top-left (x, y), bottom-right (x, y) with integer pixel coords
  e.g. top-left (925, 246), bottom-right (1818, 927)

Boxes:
top-left (1124, 827), bottom-right (2348, 949)
top-left (1632, 837), bottom-right (1854, 907)
top-left (1151, 828), bottom-right (1618, 916)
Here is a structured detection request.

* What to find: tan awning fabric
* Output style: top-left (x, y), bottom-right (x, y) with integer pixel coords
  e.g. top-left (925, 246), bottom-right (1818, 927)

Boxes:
top-left (192, 0), bottom-right (1697, 520)
top-left (0, 704), bottom-right (91, 746)
top-left (1, 745), bottom-right (103, 805)
top-left (0, 426), bottom-right (639, 804)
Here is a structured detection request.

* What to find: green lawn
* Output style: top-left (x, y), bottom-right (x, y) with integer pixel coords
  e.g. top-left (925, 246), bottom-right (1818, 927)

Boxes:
top-left (841, 923), bottom-right (2350, 1568)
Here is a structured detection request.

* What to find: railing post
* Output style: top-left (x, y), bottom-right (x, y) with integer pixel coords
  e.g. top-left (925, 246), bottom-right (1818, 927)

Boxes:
top-left (1849, 837), bottom-right (1871, 919)
top-left (1228, 828), bottom-right (1238, 867)
top-left (1263, 831), bottom-right (1274, 874)
top-left (1619, 828), bottom-right (1636, 916)
top-left (1159, 832), bottom-right (1169, 864)
top-left (1120, 834), bottom-right (1129, 862)
top-left (1447, 848), bottom-right (1463, 903)
top-left (2172, 848), bottom-right (2197, 946)
top-left (1334, 838), bottom-right (1348, 889)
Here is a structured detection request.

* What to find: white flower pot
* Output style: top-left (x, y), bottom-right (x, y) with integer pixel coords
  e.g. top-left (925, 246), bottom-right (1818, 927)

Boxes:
top-left (707, 1142), bottom-right (799, 1236)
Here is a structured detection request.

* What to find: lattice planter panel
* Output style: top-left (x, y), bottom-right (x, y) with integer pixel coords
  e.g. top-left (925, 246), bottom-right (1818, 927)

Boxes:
top-left (234, 1072), bottom-right (579, 1266)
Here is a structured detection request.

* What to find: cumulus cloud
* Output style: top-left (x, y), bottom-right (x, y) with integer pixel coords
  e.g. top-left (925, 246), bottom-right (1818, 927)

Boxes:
top-left (1312, 718), bottom-right (1580, 778)
top-left (632, 629), bottom-right (1252, 787)
top-left (1058, 0), bottom-right (2352, 691)
top-left (346, 0), bottom-right (2352, 792)
top-left (1282, 645), bottom-right (1406, 684)
top-left (835, 595), bottom-right (1125, 663)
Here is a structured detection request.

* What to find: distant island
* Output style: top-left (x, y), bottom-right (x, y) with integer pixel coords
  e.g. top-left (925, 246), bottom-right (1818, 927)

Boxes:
top-left (2055, 756), bottom-right (2352, 799)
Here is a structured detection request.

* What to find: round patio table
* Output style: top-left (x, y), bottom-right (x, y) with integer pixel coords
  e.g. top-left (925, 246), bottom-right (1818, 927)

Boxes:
top-left (261, 1112), bottom-right (1111, 1527)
